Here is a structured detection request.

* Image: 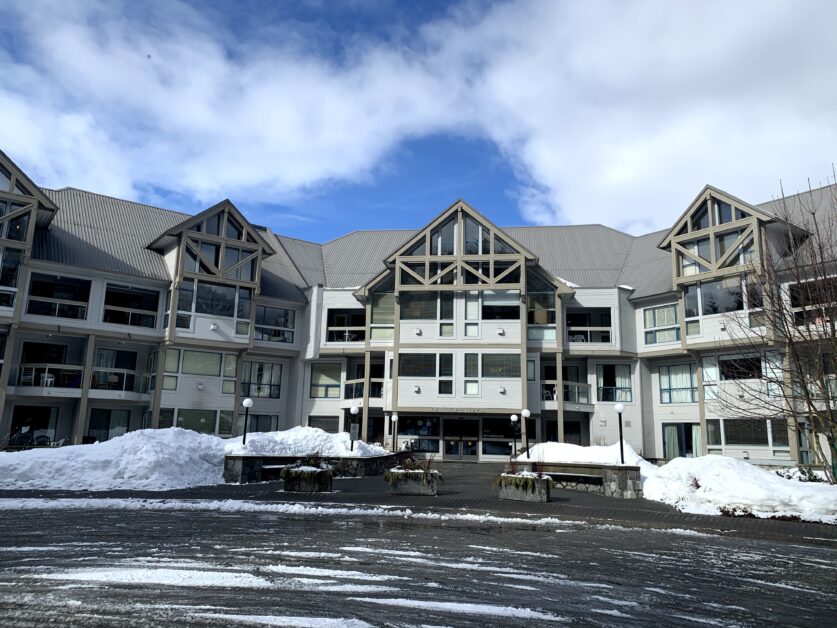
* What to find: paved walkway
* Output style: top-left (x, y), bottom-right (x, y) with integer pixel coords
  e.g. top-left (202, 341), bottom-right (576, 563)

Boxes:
top-left (2, 462), bottom-right (835, 545)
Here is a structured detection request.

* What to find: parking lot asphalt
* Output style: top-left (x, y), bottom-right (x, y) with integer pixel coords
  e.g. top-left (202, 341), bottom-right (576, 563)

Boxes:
top-left (2, 462), bottom-right (835, 546)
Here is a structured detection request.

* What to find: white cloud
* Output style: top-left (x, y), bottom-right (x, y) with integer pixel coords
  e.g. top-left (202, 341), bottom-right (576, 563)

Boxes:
top-left (1, 0), bottom-right (835, 233)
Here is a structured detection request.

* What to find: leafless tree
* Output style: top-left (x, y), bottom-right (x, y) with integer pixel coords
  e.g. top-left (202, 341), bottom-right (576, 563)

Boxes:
top-left (714, 176), bottom-right (837, 483)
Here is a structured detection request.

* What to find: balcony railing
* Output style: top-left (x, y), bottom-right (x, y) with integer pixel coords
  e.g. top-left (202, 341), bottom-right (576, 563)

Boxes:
top-left (567, 327), bottom-right (611, 343)
top-left (540, 381), bottom-right (592, 405)
top-left (344, 378), bottom-right (384, 400)
top-left (91, 368), bottom-right (141, 393)
top-left (14, 364), bottom-right (84, 388)
top-left (326, 327), bottom-right (366, 343)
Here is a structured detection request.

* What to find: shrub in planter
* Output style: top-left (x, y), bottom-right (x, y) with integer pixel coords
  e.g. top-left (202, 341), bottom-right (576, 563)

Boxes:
top-left (494, 459), bottom-right (551, 502)
top-left (384, 455), bottom-right (444, 496)
top-left (281, 455), bottom-right (334, 492)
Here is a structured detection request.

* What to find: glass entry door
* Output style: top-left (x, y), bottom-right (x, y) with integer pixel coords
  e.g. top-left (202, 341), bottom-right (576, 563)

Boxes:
top-left (443, 418), bottom-right (480, 461)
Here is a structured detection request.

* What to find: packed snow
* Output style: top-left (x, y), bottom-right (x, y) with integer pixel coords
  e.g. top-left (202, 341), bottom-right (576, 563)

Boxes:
top-left (0, 427), bottom-right (387, 491)
top-left (226, 426), bottom-right (387, 458)
top-left (643, 454), bottom-right (837, 524)
top-left (0, 428), bottom-right (225, 491)
top-left (520, 440), bottom-right (837, 524)
top-left (519, 441), bottom-right (658, 480)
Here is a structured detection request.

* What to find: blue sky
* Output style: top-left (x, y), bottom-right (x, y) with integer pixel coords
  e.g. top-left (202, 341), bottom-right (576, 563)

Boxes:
top-left (1, 0), bottom-right (836, 243)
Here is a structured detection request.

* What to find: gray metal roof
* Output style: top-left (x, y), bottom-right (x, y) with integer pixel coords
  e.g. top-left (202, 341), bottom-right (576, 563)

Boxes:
top-left (37, 188), bottom-right (307, 303)
top-left (38, 188), bottom-right (189, 282)
top-left (323, 230), bottom-right (416, 289)
top-left (275, 235), bottom-right (327, 287)
top-left (618, 229), bottom-right (674, 300)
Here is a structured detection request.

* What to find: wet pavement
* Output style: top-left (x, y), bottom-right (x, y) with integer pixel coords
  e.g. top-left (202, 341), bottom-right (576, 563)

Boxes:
top-left (0, 506), bottom-right (835, 627)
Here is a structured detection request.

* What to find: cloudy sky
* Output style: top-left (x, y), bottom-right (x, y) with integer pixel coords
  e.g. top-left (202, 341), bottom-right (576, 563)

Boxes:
top-left (1, 0), bottom-right (836, 241)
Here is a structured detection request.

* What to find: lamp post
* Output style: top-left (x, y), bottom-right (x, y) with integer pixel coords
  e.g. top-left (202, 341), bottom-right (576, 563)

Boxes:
top-left (241, 397), bottom-right (254, 445)
top-left (349, 405), bottom-right (359, 451)
top-left (390, 414), bottom-right (399, 451)
top-left (521, 408), bottom-right (531, 458)
top-left (510, 414), bottom-right (519, 458)
top-left (614, 402), bottom-right (625, 464)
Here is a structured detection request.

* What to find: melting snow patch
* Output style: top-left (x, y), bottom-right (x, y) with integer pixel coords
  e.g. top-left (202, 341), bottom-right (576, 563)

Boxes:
top-left (519, 441), bottom-right (658, 480)
top-left (264, 565), bottom-right (409, 581)
top-left (193, 615), bottom-right (373, 628)
top-left (348, 598), bottom-right (566, 622)
top-left (34, 568), bottom-right (273, 588)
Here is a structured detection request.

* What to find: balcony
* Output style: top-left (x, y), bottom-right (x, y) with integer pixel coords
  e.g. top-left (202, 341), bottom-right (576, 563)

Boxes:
top-left (91, 368), bottom-right (141, 393)
top-left (540, 380), bottom-right (593, 409)
top-left (343, 378), bottom-right (384, 400)
top-left (14, 364), bottom-right (84, 388)
top-left (566, 307), bottom-right (612, 344)
top-left (326, 327), bottom-right (366, 343)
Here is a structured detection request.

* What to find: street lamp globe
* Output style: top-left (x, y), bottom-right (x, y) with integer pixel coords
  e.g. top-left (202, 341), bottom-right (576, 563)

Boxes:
top-left (350, 405), bottom-right (359, 416)
top-left (391, 414), bottom-right (399, 423)
top-left (614, 402), bottom-right (625, 414)
top-left (242, 398), bottom-right (254, 409)
top-left (521, 409), bottom-right (531, 419)
top-left (510, 414), bottom-right (518, 423)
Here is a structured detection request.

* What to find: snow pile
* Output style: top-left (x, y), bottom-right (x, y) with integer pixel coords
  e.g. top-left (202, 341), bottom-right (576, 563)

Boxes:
top-left (643, 455), bottom-right (837, 524)
top-left (0, 428), bottom-right (225, 491)
top-left (225, 426), bottom-right (388, 458)
top-left (519, 441), bottom-right (658, 480)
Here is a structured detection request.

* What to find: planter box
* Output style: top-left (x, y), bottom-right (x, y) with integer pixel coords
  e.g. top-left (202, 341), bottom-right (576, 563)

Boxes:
top-left (385, 470), bottom-right (442, 496)
top-left (496, 474), bottom-right (551, 502)
top-left (282, 469), bottom-right (333, 492)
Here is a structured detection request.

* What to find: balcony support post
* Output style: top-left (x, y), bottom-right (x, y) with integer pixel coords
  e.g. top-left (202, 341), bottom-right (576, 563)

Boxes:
top-left (0, 325), bottom-right (19, 440)
top-left (150, 342), bottom-right (166, 429)
top-left (361, 350), bottom-right (371, 441)
top-left (73, 333), bottom-right (96, 445)
top-left (556, 351), bottom-right (565, 443)
top-left (518, 294), bottom-right (528, 454)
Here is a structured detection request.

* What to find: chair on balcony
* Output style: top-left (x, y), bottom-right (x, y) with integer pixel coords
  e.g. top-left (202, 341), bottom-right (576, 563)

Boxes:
top-left (41, 373), bottom-right (55, 387)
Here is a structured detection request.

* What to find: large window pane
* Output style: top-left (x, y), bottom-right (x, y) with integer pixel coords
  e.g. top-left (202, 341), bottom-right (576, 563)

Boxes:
top-left (310, 363), bottom-right (341, 398)
top-left (482, 290), bottom-right (519, 320)
top-left (481, 354), bottom-right (520, 378)
top-left (181, 350), bottom-right (221, 376)
top-left (400, 354), bottom-right (437, 377)
top-left (723, 419), bottom-right (768, 446)
top-left (400, 292), bottom-right (438, 320)
top-left (701, 277), bottom-right (743, 315)
top-left (177, 409), bottom-right (216, 434)
top-left (195, 281), bottom-right (236, 318)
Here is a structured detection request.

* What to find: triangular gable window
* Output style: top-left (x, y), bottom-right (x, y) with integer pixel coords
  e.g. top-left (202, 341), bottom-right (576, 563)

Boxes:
top-left (14, 181), bottom-right (31, 196)
top-left (494, 235), bottom-right (516, 255)
top-left (205, 213), bottom-right (222, 236)
top-left (226, 215), bottom-right (243, 241)
top-left (463, 215), bottom-right (490, 255)
top-left (405, 238), bottom-right (426, 256)
top-left (691, 201), bottom-right (709, 231)
top-left (431, 217), bottom-right (456, 255)
top-left (0, 164), bottom-right (10, 192)
top-left (713, 197), bottom-right (750, 225)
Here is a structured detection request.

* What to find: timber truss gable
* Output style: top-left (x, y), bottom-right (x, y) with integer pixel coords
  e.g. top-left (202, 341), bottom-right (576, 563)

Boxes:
top-left (358, 200), bottom-right (571, 298)
top-left (659, 185), bottom-right (773, 287)
top-left (0, 150), bottom-right (58, 250)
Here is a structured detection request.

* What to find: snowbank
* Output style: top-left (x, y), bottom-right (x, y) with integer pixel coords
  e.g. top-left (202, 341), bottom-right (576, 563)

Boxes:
top-left (225, 426), bottom-right (388, 458)
top-left (0, 426), bottom-right (388, 491)
top-left (643, 455), bottom-right (837, 524)
top-left (519, 441), bottom-right (658, 480)
top-left (0, 428), bottom-right (225, 491)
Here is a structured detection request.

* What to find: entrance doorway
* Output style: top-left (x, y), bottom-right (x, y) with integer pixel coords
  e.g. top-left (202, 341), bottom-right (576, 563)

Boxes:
top-left (443, 418), bottom-right (479, 461)
top-left (10, 405), bottom-right (59, 445)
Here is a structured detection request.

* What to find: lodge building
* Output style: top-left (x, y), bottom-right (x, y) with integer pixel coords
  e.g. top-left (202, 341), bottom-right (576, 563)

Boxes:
top-left (0, 148), bottom-right (830, 466)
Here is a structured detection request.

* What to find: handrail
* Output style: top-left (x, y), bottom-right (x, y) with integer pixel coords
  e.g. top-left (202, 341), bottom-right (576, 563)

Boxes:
top-left (91, 368), bottom-right (141, 393)
top-left (540, 380), bottom-right (592, 404)
top-left (14, 363), bottom-right (85, 388)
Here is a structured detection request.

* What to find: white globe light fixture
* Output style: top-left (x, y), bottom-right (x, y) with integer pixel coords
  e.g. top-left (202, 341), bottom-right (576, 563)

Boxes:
top-left (241, 397), bottom-right (254, 446)
top-left (350, 405), bottom-right (359, 416)
top-left (390, 414), bottom-right (399, 451)
top-left (613, 402), bottom-right (625, 464)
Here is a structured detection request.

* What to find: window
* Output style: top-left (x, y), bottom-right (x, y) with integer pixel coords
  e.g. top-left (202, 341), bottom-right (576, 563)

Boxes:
top-left (482, 290), bottom-right (519, 320)
top-left (723, 418), bottom-right (768, 446)
top-left (463, 215), bottom-right (490, 254)
top-left (691, 201), bottom-right (710, 231)
top-left (310, 363), bottom-right (341, 398)
top-left (0, 247), bottom-right (22, 307)
top-left (242, 361), bottom-right (282, 398)
top-left (438, 353), bottom-right (453, 395)
top-left (597, 364), bottom-right (632, 402)
top-left (701, 277), bottom-right (742, 315)
top-left (400, 354), bottom-right (437, 377)
top-left (177, 409), bottom-right (217, 434)
top-left (430, 217), bottom-right (455, 255)
top-left (88, 409), bottom-right (130, 443)
top-left (326, 308), bottom-right (366, 342)
top-left (399, 292), bottom-right (437, 320)
top-left (308, 416), bottom-right (339, 433)
top-left (27, 273), bottom-right (91, 319)
top-left (195, 281), bottom-right (236, 317)
top-left (181, 351), bottom-right (222, 376)
top-left (254, 305), bottom-right (295, 343)
top-left (719, 355), bottom-right (762, 380)
top-left (223, 246), bottom-right (255, 281)
top-left (481, 354), bottom-right (520, 378)
top-left (463, 353), bottom-right (480, 395)
top-left (103, 284), bottom-right (159, 328)
top-left (644, 304), bottom-right (679, 344)
top-left (240, 413), bottom-right (278, 434)
top-left (659, 364), bottom-right (697, 403)
top-left (527, 292), bottom-right (555, 324)
top-left (527, 360), bottom-right (535, 381)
